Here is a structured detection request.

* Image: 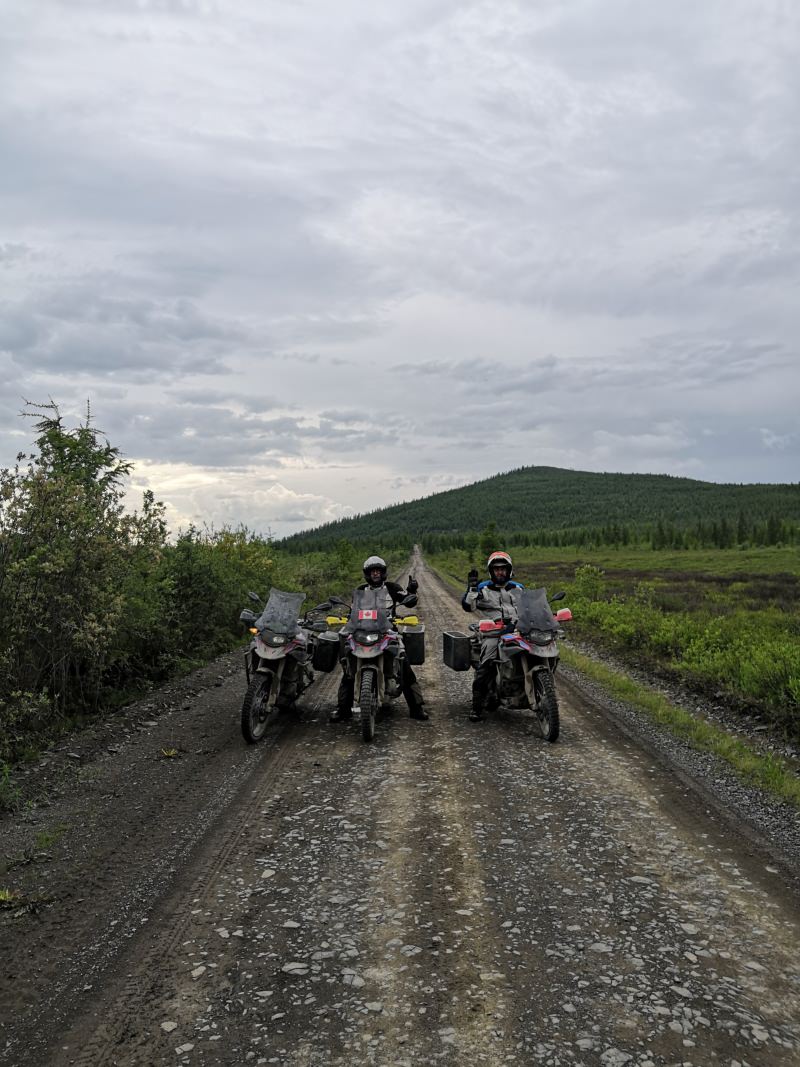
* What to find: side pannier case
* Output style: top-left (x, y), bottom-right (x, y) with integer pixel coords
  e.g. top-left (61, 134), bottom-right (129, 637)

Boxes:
top-left (400, 624), bottom-right (425, 666)
top-left (312, 631), bottom-right (341, 672)
top-left (443, 631), bottom-right (471, 671)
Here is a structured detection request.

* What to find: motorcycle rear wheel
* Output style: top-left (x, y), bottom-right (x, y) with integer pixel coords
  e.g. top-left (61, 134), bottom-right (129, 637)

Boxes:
top-left (536, 670), bottom-right (560, 742)
top-left (359, 670), bottom-right (377, 743)
top-left (241, 672), bottom-right (275, 743)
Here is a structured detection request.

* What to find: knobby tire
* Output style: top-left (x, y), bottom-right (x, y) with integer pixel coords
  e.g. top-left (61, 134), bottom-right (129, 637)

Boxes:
top-left (536, 669), bottom-right (560, 742)
top-left (360, 670), bottom-right (377, 743)
top-left (241, 672), bottom-right (274, 743)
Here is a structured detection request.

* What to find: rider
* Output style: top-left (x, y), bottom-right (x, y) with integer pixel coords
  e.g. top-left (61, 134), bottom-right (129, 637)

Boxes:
top-left (330, 555), bottom-right (428, 723)
top-left (462, 551), bottom-right (524, 721)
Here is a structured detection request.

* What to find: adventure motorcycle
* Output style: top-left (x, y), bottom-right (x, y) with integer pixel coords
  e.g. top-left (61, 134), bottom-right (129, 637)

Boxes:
top-left (444, 587), bottom-right (571, 741)
top-left (477, 587), bottom-right (570, 741)
top-left (238, 588), bottom-right (328, 743)
top-left (336, 586), bottom-right (423, 743)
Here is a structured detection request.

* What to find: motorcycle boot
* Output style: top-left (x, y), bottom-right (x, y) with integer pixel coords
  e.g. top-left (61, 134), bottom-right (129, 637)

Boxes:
top-left (469, 693), bottom-right (485, 722)
top-left (330, 673), bottom-right (354, 723)
top-left (470, 666), bottom-right (492, 722)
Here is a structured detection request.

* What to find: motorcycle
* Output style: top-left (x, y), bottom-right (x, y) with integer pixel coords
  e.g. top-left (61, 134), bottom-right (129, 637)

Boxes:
top-left (337, 586), bottom-right (423, 743)
top-left (468, 588), bottom-right (571, 741)
top-left (238, 588), bottom-right (329, 744)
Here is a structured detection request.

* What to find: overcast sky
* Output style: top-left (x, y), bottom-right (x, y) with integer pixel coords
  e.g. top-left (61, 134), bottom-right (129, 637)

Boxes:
top-left (2, 0), bottom-right (798, 535)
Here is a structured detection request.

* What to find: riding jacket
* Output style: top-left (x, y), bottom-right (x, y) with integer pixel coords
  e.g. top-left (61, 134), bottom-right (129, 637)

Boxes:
top-left (461, 580), bottom-right (524, 619)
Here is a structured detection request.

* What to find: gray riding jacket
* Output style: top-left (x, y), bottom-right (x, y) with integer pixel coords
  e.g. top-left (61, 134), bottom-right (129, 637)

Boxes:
top-left (461, 579), bottom-right (524, 620)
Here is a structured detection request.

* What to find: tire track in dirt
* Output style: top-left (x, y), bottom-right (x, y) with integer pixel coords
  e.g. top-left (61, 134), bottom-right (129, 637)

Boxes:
top-left (4, 553), bottom-right (800, 1066)
top-left (1, 656), bottom-right (342, 1066)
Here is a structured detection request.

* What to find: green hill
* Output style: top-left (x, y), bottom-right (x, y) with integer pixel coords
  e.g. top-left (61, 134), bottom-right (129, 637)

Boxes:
top-left (281, 466), bottom-right (800, 552)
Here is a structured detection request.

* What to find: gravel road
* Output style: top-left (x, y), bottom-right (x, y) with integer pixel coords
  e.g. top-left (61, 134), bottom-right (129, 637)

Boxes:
top-left (2, 553), bottom-right (799, 1066)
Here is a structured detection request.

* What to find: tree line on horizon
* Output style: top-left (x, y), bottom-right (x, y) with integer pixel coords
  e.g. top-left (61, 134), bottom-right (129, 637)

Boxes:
top-left (280, 465), bottom-right (800, 554)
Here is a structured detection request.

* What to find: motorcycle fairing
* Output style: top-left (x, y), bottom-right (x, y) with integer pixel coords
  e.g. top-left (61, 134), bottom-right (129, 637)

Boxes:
top-left (348, 630), bottom-right (400, 657)
top-left (515, 588), bottom-right (558, 635)
top-left (502, 633), bottom-right (559, 659)
top-left (255, 588), bottom-right (307, 635)
top-left (255, 631), bottom-right (307, 661)
top-left (343, 588), bottom-right (391, 634)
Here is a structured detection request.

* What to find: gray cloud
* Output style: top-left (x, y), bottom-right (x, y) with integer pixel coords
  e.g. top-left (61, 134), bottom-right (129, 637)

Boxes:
top-left (1, 0), bottom-right (798, 529)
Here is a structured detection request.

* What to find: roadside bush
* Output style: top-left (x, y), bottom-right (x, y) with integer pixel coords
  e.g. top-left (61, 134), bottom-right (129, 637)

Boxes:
top-left (558, 559), bottom-right (799, 735)
top-left (0, 406), bottom-right (399, 782)
top-left (571, 564), bottom-right (606, 602)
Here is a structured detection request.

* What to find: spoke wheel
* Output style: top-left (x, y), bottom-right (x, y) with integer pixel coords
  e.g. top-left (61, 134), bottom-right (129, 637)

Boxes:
top-left (241, 672), bottom-right (275, 743)
top-left (359, 670), bottom-right (378, 743)
top-left (536, 670), bottom-right (560, 742)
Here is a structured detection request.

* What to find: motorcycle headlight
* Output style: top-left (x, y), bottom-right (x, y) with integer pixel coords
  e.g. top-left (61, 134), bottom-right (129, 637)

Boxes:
top-left (366, 633), bottom-right (379, 643)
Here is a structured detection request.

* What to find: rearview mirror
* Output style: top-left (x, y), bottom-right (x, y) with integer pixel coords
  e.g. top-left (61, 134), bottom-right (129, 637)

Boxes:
top-left (402, 593), bottom-right (418, 608)
top-left (239, 609), bottom-right (257, 623)
top-left (248, 591), bottom-right (262, 603)
top-left (551, 591), bottom-right (566, 602)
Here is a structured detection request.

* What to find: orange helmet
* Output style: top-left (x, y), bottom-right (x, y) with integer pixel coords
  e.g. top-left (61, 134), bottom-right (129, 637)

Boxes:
top-left (486, 551), bottom-right (513, 581)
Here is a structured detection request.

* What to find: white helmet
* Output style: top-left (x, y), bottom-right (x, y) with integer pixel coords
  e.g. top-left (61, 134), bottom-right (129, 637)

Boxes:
top-left (363, 555), bottom-right (387, 585)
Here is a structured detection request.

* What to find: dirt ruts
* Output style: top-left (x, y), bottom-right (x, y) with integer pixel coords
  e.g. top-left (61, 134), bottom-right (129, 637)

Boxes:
top-left (2, 553), bottom-right (799, 1066)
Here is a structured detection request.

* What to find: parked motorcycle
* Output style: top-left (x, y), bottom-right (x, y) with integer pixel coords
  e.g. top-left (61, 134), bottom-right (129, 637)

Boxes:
top-left (238, 588), bottom-right (329, 743)
top-left (335, 587), bottom-right (424, 742)
top-left (444, 588), bottom-right (571, 741)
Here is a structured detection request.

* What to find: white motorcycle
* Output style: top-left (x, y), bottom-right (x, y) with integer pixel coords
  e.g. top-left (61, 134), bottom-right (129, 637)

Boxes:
top-left (445, 588), bottom-right (571, 741)
top-left (338, 587), bottom-right (423, 742)
top-left (238, 588), bottom-right (323, 743)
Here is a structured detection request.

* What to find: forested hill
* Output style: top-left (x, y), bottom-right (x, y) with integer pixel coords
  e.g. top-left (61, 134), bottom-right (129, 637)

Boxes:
top-left (281, 466), bottom-right (800, 552)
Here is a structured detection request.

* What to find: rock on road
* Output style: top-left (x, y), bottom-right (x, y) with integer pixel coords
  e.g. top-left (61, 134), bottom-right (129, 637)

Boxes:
top-left (1, 553), bottom-right (799, 1066)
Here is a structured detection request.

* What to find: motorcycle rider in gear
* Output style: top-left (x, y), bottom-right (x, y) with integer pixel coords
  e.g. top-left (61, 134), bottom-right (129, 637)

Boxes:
top-left (462, 551), bottom-right (524, 721)
top-left (330, 555), bottom-right (428, 723)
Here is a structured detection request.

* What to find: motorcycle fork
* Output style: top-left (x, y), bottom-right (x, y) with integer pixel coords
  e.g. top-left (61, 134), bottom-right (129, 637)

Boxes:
top-left (258, 656), bottom-right (286, 708)
top-left (523, 658), bottom-right (554, 708)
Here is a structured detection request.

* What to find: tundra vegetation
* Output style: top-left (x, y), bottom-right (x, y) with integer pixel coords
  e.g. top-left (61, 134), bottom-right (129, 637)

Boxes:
top-left (430, 542), bottom-right (800, 741)
top-left (0, 404), bottom-right (370, 806)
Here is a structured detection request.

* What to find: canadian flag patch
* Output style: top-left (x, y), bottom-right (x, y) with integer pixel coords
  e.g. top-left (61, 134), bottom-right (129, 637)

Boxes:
top-left (358, 609), bottom-right (378, 620)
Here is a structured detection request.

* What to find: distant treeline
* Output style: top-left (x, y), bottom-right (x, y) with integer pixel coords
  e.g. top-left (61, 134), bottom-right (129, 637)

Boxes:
top-left (420, 514), bottom-right (797, 554)
top-left (281, 465), bottom-right (800, 554)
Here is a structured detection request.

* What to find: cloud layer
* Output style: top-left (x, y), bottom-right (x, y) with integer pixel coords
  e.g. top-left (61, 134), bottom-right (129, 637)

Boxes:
top-left (2, 0), bottom-right (798, 532)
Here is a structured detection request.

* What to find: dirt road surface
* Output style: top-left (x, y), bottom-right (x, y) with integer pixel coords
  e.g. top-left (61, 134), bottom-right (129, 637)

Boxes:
top-left (2, 553), bottom-right (799, 1066)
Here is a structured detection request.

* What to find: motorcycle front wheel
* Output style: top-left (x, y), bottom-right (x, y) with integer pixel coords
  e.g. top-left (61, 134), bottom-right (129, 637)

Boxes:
top-left (535, 669), bottom-right (560, 742)
top-left (359, 670), bottom-right (378, 743)
top-left (241, 672), bottom-right (275, 743)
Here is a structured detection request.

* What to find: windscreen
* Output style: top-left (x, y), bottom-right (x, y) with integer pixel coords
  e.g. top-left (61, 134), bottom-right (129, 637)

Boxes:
top-left (255, 588), bottom-right (306, 635)
top-left (515, 588), bottom-right (558, 634)
top-left (343, 587), bottom-right (390, 634)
